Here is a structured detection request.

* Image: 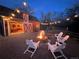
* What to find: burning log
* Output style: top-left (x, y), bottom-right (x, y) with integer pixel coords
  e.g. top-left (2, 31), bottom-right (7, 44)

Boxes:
top-left (37, 30), bottom-right (48, 40)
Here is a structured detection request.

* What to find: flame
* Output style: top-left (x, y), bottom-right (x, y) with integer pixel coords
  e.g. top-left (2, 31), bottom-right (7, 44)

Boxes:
top-left (37, 30), bottom-right (47, 40)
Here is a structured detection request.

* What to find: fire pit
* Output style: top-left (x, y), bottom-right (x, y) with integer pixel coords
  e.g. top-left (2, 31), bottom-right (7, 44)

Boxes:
top-left (36, 30), bottom-right (48, 42)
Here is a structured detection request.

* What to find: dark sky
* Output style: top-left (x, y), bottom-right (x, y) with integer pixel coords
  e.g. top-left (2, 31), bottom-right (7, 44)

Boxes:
top-left (0, 0), bottom-right (79, 19)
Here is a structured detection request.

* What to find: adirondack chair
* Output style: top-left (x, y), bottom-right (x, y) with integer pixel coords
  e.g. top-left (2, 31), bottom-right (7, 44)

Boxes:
top-left (48, 42), bottom-right (67, 59)
top-left (24, 39), bottom-right (40, 57)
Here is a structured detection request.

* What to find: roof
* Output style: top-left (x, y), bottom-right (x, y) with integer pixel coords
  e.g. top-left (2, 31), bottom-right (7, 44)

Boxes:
top-left (0, 5), bottom-right (40, 22)
top-left (0, 5), bottom-right (14, 16)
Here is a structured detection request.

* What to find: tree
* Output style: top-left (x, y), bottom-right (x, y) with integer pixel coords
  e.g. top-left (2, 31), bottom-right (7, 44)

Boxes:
top-left (65, 3), bottom-right (79, 33)
top-left (40, 12), bottom-right (45, 22)
top-left (65, 3), bottom-right (79, 18)
top-left (40, 12), bottom-right (54, 22)
top-left (55, 12), bottom-right (66, 21)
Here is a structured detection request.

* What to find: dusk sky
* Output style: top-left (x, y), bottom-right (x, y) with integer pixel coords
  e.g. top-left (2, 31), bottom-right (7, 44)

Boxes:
top-left (0, 0), bottom-right (79, 19)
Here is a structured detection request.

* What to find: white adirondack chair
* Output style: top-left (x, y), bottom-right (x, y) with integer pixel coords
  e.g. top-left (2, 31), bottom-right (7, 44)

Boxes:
top-left (48, 42), bottom-right (67, 59)
top-left (24, 39), bottom-right (40, 57)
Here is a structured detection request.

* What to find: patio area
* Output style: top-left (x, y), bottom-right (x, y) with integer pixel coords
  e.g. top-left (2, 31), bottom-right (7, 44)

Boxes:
top-left (0, 31), bottom-right (79, 59)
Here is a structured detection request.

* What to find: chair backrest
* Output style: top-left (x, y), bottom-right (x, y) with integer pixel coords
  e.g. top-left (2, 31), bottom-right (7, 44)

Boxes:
top-left (26, 40), bottom-right (33, 45)
top-left (61, 35), bottom-right (69, 43)
top-left (58, 32), bottom-right (63, 38)
top-left (26, 39), bottom-right (40, 48)
top-left (55, 32), bottom-right (63, 42)
top-left (55, 32), bottom-right (63, 39)
top-left (26, 40), bottom-right (35, 48)
top-left (33, 41), bottom-right (40, 48)
top-left (56, 35), bottom-right (69, 49)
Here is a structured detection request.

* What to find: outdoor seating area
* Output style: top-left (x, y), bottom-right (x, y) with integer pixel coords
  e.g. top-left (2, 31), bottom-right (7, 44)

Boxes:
top-left (23, 31), bottom-right (70, 59)
top-left (0, 30), bottom-right (79, 59)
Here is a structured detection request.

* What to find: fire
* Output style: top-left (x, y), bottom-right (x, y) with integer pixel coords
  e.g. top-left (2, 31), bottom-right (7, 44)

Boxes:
top-left (37, 30), bottom-right (47, 40)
